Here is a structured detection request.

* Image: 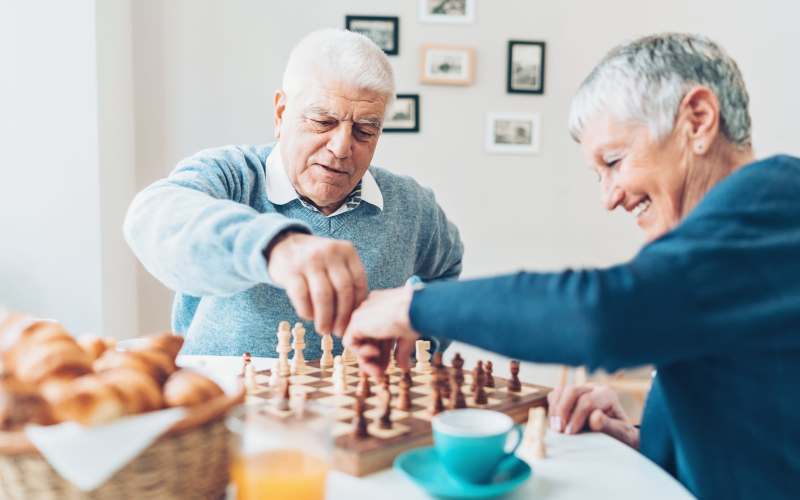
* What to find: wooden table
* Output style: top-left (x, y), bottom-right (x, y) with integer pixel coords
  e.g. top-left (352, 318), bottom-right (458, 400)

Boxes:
top-left (179, 355), bottom-right (694, 500)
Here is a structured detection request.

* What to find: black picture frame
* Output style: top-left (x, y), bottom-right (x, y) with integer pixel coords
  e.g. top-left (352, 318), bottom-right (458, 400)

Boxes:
top-left (345, 15), bottom-right (400, 56)
top-left (507, 40), bottom-right (546, 94)
top-left (383, 94), bottom-right (420, 133)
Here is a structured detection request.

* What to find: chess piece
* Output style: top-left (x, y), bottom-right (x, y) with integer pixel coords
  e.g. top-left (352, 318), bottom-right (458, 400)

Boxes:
top-left (449, 373), bottom-right (466, 409)
top-left (268, 366), bottom-right (280, 387)
top-left (342, 344), bottom-right (357, 364)
top-left (397, 374), bottom-right (412, 411)
top-left (244, 362), bottom-right (258, 394)
top-left (429, 383), bottom-right (444, 415)
top-left (380, 374), bottom-right (390, 396)
top-left (508, 360), bottom-right (522, 392)
top-left (276, 321), bottom-right (292, 377)
top-left (473, 364), bottom-right (488, 405)
top-left (352, 397), bottom-right (369, 438)
top-left (452, 353), bottom-right (465, 385)
top-left (485, 361), bottom-right (495, 388)
top-left (471, 361), bottom-right (484, 392)
top-left (239, 352), bottom-right (252, 377)
top-left (414, 340), bottom-right (431, 373)
top-left (432, 351), bottom-right (443, 368)
top-left (386, 348), bottom-right (397, 374)
top-left (401, 368), bottom-right (412, 387)
top-left (320, 332), bottom-right (334, 369)
top-left (332, 355), bottom-right (347, 394)
top-left (522, 407), bottom-right (547, 459)
top-left (379, 390), bottom-right (393, 429)
top-left (438, 363), bottom-right (450, 399)
top-left (277, 377), bottom-right (291, 411)
top-left (357, 371), bottom-right (372, 399)
top-left (290, 323), bottom-right (307, 375)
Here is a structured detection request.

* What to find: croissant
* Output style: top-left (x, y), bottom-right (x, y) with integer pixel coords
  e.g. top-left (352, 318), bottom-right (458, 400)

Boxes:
top-left (0, 376), bottom-right (53, 430)
top-left (98, 368), bottom-right (163, 414)
top-left (78, 335), bottom-right (116, 361)
top-left (93, 350), bottom-right (175, 386)
top-left (163, 369), bottom-right (224, 407)
top-left (135, 332), bottom-right (184, 360)
top-left (12, 338), bottom-right (92, 385)
top-left (48, 375), bottom-right (126, 426)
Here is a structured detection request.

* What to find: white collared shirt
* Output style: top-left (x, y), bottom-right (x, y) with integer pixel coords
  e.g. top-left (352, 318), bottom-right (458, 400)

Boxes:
top-left (265, 144), bottom-right (383, 217)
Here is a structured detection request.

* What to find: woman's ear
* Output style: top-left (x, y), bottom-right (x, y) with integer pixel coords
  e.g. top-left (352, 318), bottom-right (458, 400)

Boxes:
top-left (273, 90), bottom-right (287, 139)
top-left (677, 85), bottom-right (720, 155)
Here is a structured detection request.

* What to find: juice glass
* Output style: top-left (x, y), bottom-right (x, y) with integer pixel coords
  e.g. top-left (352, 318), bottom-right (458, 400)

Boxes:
top-left (227, 400), bottom-right (333, 500)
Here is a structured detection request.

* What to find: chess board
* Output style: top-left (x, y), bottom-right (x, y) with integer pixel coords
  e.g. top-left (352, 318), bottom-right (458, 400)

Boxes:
top-left (242, 358), bottom-right (551, 476)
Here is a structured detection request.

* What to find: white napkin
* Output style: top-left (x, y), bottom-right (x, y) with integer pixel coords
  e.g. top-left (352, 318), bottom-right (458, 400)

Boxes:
top-left (25, 407), bottom-right (187, 491)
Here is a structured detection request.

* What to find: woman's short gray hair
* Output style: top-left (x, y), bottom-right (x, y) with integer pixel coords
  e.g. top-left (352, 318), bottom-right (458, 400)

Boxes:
top-left (282, 29), bottom-right (396, 113)
top-left (568, 33), bottom-right (751, 148)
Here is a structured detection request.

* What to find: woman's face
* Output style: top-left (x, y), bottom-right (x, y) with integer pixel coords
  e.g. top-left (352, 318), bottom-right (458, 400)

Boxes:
top-left (580, 114), bottom-right (690, 242)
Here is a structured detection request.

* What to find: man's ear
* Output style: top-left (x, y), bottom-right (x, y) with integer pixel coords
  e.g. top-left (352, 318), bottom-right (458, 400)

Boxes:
top-left (274, 90), bottom-right (287, 139)
top-left (676, 85), bottom-right (720, 155)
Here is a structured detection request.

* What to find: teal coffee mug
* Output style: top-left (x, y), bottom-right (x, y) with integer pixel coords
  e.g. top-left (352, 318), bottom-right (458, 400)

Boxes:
top-left (431, 409), bottom-right (522, 484)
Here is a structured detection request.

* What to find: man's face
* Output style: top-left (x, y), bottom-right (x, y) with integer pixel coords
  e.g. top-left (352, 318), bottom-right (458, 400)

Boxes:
top-left (580, 114), bottom-right (690, 242)
top-left (274, 80), bottom-right (386, 214)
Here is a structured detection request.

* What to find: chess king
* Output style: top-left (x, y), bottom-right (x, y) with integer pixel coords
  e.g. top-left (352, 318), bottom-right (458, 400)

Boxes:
top-left (124, 29), bottom-right (463, 358)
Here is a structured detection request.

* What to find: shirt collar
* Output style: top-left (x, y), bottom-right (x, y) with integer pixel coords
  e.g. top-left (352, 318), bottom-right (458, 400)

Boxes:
top-left (265, 143), bottom-right (384, 212)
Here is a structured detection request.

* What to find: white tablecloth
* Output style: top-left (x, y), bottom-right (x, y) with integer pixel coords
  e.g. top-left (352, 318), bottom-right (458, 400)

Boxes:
top-left (178, 355), bottom-right (694, 500)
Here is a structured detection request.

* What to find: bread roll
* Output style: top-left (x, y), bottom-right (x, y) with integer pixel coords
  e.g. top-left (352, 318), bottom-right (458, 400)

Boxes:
top-left (94, 350), bottom-right (175, 385)
top-left (49, 375), bottom-right (126, 426)
top-left (98, 368), bottom-right (163, 414)
top-left (136, 332), bottom-right (184, 360)
top-left (0, 377), bottom-right (53, 430)
top-left (163, 369), bottom-right (224, 407)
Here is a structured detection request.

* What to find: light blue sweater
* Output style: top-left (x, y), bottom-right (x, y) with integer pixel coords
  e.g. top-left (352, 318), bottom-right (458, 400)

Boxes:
top-left (124, 144), bottom-right (463, 357)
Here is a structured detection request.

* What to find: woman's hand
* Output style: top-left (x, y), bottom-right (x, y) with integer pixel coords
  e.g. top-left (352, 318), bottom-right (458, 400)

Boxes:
top-left (548, 384), bottom-right (640, 450)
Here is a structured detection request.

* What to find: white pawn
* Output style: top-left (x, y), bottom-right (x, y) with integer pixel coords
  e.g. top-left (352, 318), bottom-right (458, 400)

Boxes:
top-left (332, 355), bottom-right (347, 394)
top-left (320, 332), bottom-right (334, 369)
top-left (291, 322), bottom-right (307, 375)
top-left (342, 344), bottom-right (357, 365)
top-left (522, 407), bottom-right (547, 459)
top-left (414, 340), bottom-right (432, 373)
top-left (244, 363), bottom-right (258, 394)
top-left (386, 347), bottom-right (397, 374)
top-left (276, 321), bottom-right (292, 377)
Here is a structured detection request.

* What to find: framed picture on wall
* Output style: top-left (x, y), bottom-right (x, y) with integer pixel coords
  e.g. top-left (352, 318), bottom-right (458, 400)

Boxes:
top-left (507, 41), bottom-right (546, 94)
top-left (345, 15), bottom-right (399, 55)
top-left (419, 0), bottom-right (475, 23)
top-left (383, 94), bottom-right (420, 133)
top-left (485, 112), bottom-right (541, 154)
top-left (420, 45), bottom-right (475, 85)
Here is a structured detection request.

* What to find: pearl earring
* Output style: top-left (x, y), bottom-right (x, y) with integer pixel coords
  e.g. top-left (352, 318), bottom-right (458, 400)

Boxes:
top-left (695, 142), bottom-right (704, 153)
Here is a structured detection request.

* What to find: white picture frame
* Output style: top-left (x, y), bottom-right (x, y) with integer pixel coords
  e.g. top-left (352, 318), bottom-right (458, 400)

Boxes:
top-left (485, 112), bottom-right (541, 154)
top-left (418, 0), bottom-right (476, 24)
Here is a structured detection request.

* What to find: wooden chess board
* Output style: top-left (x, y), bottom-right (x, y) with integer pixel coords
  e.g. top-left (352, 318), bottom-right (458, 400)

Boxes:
top-left (242, 359), bottom-right (551, 476)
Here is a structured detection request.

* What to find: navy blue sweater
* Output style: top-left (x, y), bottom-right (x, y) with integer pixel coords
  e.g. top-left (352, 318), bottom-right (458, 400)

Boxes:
top-left (410, 155), bottom-right (800, 499)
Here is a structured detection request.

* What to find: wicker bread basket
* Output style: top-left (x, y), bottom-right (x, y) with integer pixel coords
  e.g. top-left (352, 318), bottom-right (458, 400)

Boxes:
top-left (0, 386), bottom-right (244, 500)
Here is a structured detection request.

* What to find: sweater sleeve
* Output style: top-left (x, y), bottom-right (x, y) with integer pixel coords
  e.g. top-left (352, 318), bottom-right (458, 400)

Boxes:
top-left (409, 186), bottom-right (800, 372)
top-left (413, 187), bottom-right (464, 282)
top-left (123, 147), bottom-right (311, 297)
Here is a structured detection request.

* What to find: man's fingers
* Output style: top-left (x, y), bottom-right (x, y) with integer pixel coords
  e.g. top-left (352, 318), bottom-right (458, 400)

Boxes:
top-left (554, 385), bottom-right (593, 432)
top-left (589, 409), bottom-right (640, 449)
top-left (306, 269), bottom-right (334, 334)
top-left (327, 264), bottom-right (355, 336)
top-left (345, 251), bottom-right (369, 305)
top-left (285, 275), bottom-right (312, 320)
top-left (396, 337), bottom-right (413, 370)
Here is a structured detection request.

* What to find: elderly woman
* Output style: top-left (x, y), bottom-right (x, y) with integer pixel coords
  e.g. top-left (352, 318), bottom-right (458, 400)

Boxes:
top-left (344, 33), bottom-right (799, 499)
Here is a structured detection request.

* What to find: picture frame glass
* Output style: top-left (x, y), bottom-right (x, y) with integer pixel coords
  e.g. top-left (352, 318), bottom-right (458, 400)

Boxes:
top-left (424, 50), bottom-right (470, 80)
top-left (385, 99), bottom-right (416, 129)
top-left (511, 44), bottom-right (543, 91)
top-left (420, 0), bottom-right (475, 23)
top-left (348, 19), bottom-right (396, 53)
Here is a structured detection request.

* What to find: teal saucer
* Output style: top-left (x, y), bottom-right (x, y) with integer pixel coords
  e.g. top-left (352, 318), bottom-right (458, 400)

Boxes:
top-left (394, 446), bottom-right (532, 499)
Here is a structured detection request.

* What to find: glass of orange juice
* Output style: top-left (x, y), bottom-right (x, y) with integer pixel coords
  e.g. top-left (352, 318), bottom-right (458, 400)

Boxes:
top-left (227, 400), bottom-right (334, 500)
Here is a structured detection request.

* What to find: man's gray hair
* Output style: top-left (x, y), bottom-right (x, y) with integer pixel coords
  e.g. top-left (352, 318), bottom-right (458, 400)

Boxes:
top-left (282, 29), bottom-right (396, 114)
top-left (568, 33), bottom-right (751, 148)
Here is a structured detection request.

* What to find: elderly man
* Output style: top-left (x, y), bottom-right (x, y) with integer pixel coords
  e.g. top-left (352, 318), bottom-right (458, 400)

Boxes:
top-left (124, 29), bottom-right (463, 358)
top-left (345, 33), bottom-right (799, 499)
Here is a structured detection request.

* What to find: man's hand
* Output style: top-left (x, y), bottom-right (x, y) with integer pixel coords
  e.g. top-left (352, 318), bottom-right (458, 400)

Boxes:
top-left (548, 384), bottom-right (640, 450)
top-left (342, 286), bottom-right (419, 377)
top-left (266, 232), bottom-right (367, 336)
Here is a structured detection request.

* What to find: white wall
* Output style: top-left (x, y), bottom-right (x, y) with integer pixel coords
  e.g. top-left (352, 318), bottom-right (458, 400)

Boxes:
top-left (0, 0), bottom-right (138, 339)
top-left (130, 0), bottom-right (800, 348)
